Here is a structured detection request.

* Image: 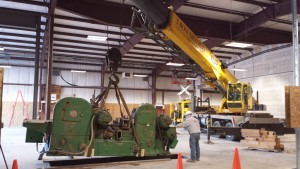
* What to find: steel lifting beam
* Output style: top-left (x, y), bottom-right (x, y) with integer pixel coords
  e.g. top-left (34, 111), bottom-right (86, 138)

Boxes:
top-left (47, 154), bottom-right (178, 167)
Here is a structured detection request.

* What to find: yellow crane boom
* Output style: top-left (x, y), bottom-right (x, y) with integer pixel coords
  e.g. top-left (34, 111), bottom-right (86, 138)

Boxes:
top-left (130, 0), bottom-right (253, 113)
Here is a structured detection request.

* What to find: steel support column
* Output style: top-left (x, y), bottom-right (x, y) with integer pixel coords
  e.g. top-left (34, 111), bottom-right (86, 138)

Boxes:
top-left (32, 16), bottom-right (41, 119)
top-left (101, 65), bottom-right (105, 93)
top-left (45, 15), bottom-right (54, 120)
top-left (292, 0), bottom-right (300, 168)
top-left (152, 70), bottom-right (157, 105)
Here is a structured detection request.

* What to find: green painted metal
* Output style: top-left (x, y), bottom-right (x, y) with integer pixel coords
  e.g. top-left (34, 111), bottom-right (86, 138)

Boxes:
top-left (23, 120), bottom-right (52, 143)
top-left (23, 97), bottom-right (177, 157)
top-left (48, 97), bottom-right (92, 155)
top-left (25, 129), bottom-right (44, 143)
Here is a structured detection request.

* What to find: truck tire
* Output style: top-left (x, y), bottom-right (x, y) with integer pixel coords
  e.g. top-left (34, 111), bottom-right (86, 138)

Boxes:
top-left (225, 122), bottom-right (239, 141)
top-left (212, 121), bottom-right (224, 138)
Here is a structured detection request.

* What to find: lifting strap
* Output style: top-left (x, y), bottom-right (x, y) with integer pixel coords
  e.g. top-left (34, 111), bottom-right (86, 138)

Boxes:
top-left (94, 73), bottom-right (142, 153)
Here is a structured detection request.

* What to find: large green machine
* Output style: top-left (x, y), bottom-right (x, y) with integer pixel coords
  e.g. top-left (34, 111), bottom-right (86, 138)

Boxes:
top-left (24, 98), bottom-right (177, 157)
top-left (23, 48), bottom-right (177, 158)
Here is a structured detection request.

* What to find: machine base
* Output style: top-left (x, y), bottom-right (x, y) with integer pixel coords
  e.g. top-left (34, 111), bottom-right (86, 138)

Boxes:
top-left (47, 154), bottom-right (178, 167)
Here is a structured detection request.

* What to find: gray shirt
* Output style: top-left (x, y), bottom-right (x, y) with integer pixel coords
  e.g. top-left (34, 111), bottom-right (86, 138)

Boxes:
top-left (181, 116), bottom-right (201, 134)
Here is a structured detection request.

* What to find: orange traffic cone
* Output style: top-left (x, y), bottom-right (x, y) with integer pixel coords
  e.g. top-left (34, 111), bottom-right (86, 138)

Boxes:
top-left (177, 153), bottom-right (183, 169)
top-left (12, 159), bottom-right (18, 169)
top-left (232, 148), bottom-right (241, 169)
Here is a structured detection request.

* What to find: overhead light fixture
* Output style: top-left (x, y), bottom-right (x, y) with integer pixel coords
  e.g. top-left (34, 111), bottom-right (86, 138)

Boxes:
top-left (230, 68), bottom-right (247, 72)
top-left (87, 35), bottom-right (107, 41)
top-left (71, 70), bottom-right (86, 73)
top-left (166, 62), bottom-right (185, 66)
top-left (185, 77), bottom-right (197, 80)
top-left (133, 74), bottom-right (148, 77)
top-left (225, 42), bottom-right (253, 48)
top-left (0, 65), bottom-right (11, 69)
top-left (0, 47), bottom-right (4, 51)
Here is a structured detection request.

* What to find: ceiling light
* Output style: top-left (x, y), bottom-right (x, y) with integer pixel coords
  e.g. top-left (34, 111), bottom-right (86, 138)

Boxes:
top-left (0, 47), bottom-right (4, 51)
top-left (71, 70), bottom-right (86, 73)
top-left (133, 74), bottom-right (148, 77)
top-left (225, 42), bottom-right (253, 48)
top-left (87, 35), bottom-right (107, 41)
top-left (230, 68), bottom-right (247, 71)
top-left (0, 65), bottom-right (11, 68)
top-left (185, 77), bottom-right (197, 80)
top-left (166, 62), bottom-right (185, 66)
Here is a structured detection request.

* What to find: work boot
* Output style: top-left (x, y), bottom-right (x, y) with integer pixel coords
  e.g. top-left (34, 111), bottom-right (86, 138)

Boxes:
top-left (186, 159), bottom-right (195, 162)
top-left (196, 158), bottom-right (200, 161)
top-left (38, 153), bottom-right (44, 160)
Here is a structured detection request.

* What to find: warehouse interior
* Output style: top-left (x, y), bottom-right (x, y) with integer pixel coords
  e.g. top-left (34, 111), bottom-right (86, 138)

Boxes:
top-left (0, 0), bottom-right (299, 168)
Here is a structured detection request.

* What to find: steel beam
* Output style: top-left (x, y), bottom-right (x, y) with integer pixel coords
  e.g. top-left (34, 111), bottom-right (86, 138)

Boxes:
top-left (56, 0), bottom-right (133, 27)
top-left (56, 0), bottom-right (292, 45)
top-left (119, 34), bottom-right (144, 55)
top-left (45, 16), bottom-right (54, 120)
top-left (45, 0), bottom-right (57, 120)
top-left (32, 17), bottom-right (40, 119)
top-left (54, 23), bottom-right (133, 37)
top-left (214, 55), bottom-right (232, 60)
top-left (203, 38), bottom-right (227, 49)
top-left (219, 45), bottom-right (253, 51)
top-left (4, 0), bottom-right (47, 6)
top-left (184, 2), bottom-right (252, 17)
top-left (233, 0), bottom-right (293, 39)
top-left (54, 31), bottom-right (127, 43)
top-left (211, 50), bottom-right (242, 55)
top-left (291, 1), bottom-right (300, 167)
top-left (233, 0), bottom-right (271, 7)
top-left (152, 70), bottom-right (157, 105)
top-left (0, 8), bottom-right (38, 29)
top-left (166, 0), bottom-right (188, 10)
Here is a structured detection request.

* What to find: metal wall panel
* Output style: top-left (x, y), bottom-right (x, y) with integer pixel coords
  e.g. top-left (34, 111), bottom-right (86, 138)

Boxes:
top-left (231, 46), bottom-right (295, 118)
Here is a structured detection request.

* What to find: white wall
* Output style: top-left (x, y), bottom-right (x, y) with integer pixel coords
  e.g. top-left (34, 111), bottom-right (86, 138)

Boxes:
top-left (3, 67), bottom-right (34, 102)
top-left (1, 65), bottom-right (197, 105)
top-left (229, 46), bottom-right (297, 118)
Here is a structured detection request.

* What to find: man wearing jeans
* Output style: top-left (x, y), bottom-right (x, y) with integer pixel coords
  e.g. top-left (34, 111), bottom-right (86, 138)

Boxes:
top-left (181, 111), bottom-right (201, 162)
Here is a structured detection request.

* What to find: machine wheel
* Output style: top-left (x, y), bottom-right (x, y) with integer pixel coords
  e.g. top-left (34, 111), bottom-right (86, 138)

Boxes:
top-left (225, 122), bottom-right (239, 141)
top-left (212, 121), bottom-right (224, 138)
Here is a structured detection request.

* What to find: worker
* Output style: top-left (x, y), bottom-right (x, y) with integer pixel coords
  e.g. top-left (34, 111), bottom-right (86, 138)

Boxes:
top-left (228, 85), bottom-right (241, 101)
top-left (178, 111), bottom-right (201, 162)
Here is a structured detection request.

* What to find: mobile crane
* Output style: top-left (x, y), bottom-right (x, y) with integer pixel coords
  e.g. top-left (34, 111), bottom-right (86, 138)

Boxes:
top-left (170, 99), bottom-right (191, 124)
top-left (129, 0), bottom-right (293, 141)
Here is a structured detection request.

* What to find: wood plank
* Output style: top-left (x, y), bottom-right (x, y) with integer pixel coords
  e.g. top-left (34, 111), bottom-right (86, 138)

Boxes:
top-left (245, 137), bottom-right (258, 141)
top-left (241, 140), bottom-right (259, 146)
top-left (241, 129), bottom-right (260, 137)
top-left (249, 118), bottom-right (280, 124)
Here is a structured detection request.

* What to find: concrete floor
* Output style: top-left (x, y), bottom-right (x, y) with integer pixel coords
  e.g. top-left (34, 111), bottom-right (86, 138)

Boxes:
top-left (0, 127), bottom-right (296, 169)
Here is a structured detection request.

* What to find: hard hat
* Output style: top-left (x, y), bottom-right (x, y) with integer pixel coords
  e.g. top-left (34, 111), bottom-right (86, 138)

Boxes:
top-left (185, 111), bottom-right (192, 117)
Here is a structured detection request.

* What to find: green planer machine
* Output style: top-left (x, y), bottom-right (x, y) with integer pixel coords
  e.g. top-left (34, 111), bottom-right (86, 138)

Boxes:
top-left (23, 98), bottom-right (177, 157)
top-left (23, 48), bottom-right (177, 158)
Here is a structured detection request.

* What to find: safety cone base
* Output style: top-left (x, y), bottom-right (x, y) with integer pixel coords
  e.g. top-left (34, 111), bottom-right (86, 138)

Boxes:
top-left (232, 148), bottom-right (241, 169)
top-left (177, 153), bottom-right (183, 169)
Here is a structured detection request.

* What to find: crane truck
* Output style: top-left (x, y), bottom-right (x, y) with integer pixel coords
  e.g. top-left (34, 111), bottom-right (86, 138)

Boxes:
top-left (129, 0), bottom-right (293, 141)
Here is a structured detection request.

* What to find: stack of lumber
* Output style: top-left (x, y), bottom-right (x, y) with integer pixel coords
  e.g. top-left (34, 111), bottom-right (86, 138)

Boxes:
top-left (241, 129), bottom-right (284, 151)
top-left (285, 86), bottom-right (300, 128)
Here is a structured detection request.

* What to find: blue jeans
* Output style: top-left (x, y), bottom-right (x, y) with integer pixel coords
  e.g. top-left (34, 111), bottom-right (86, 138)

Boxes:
top-left (189, 133), bottom-right (200, 160)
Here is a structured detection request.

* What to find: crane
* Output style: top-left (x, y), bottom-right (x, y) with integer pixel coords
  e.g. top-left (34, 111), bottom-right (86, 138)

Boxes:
top-left (129, 0), bottom-right (293, 141)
